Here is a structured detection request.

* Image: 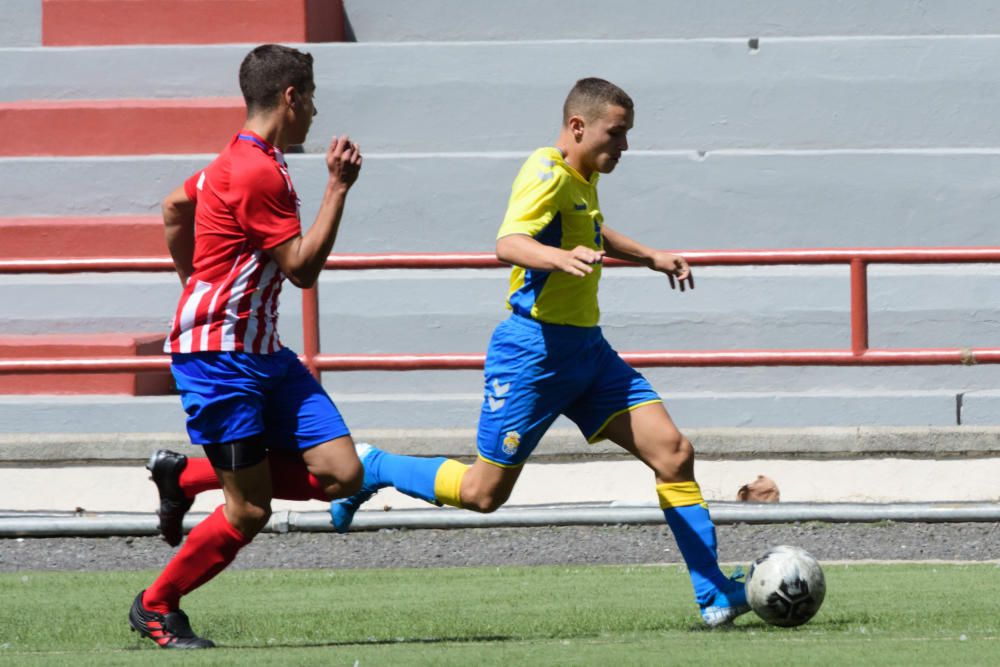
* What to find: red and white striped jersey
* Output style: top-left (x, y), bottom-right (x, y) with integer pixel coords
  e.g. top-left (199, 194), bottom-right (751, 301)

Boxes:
top-left (165, 131), bottom-right (301, 354)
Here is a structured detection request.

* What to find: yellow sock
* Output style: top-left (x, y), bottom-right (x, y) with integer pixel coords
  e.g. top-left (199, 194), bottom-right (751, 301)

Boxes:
top-left (656, 481), bottom-right (708, 510)
top-left (433, 459), bottom-right (469, 508)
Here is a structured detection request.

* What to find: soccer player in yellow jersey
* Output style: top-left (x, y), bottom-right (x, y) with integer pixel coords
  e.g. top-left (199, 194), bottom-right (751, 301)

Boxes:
top-left (331, 77), bottom-right (750, 626)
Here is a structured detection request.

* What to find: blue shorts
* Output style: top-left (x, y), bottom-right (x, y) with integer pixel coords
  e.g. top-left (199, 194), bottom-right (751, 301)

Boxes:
top-left (170, 347), bottom-right (350, 450)
top-left (477, 314), bottom-right (662, 467)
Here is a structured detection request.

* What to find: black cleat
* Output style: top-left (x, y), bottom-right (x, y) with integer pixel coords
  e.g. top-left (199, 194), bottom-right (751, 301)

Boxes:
top-left (128, 591), bottom-right (215, 649)
top-left (147, 449), bottom-right (193, 547)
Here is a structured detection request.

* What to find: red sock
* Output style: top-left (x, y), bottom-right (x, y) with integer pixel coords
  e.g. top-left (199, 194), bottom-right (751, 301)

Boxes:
top-left (178, 457), bottom-right (219, 498)
top-left (143, 505), bottom-right (250, 613)
top-left (268, 452), bottom-right (330, 501)
top-left (179, 454), bottom-right (329, 502)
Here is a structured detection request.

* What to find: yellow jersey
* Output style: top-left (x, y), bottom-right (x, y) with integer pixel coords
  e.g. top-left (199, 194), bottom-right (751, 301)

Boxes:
top-left (496, 147), bottom-right (603, 327)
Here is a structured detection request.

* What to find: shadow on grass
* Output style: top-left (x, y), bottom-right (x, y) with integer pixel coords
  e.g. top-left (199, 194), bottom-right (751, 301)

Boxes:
top-left (215, 634), bottom-right (520, 650)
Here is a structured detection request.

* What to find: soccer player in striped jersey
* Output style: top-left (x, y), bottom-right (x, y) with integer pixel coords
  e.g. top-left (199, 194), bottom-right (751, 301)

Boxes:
top-left (329, 78), bottom-right (751, 627)
top-left (129, 44), bottom-right (364, 649)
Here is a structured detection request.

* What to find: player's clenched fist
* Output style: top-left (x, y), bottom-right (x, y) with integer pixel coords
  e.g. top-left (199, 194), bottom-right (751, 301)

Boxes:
top-left (559, 245), bottom-right (605, 277)
top-left (326, 135), bottom-right (362, 190)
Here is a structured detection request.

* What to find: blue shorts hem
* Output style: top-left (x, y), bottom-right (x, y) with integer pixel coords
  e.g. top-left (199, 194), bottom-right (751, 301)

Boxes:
top-left (296, 428), bottom-right (352, 451)
top-left (187, 427), bottom-right (264, 447)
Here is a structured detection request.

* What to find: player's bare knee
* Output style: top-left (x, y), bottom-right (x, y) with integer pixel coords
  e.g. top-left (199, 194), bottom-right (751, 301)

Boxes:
top-left (649, 434), bottom-right (695, 480)
top-left (465, 494), bottom-right (505, 513)
top-left (333, 467), bottom-right (364, 498)
top-left (460, 483), bottom-right (508, 513)
top-left (311, 455), bottom-right (364, 499)
top-left (674, 435), bottom-right (695, 462)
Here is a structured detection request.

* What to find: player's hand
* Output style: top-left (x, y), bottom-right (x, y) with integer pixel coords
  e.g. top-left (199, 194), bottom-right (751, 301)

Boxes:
top-left (651, 251), bottom-right (694, 291)
top-left (558, 246), bottom-right (605, 277)
top-left (325, 135), bottom-right (362, 191)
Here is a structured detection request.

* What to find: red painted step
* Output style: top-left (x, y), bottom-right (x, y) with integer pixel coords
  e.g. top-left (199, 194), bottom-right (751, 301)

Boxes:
top-left (43, 0), bottom-right (345, 46)
top-left (0, 98), bottom-right (245, 156)
top-left (0, 334), bottom-right (172, 395)
top-left (0, 217), bottom-right (164, 259)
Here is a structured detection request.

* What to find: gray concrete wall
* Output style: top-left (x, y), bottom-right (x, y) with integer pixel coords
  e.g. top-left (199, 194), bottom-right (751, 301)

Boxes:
top-left (0, 0), bottom-right (40, 47)
top-left (343, 0), bottom-right (1000, 40)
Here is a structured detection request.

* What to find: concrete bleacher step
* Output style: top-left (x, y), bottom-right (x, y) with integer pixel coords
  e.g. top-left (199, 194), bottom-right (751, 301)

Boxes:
top-left (6, 38), bottom-right (1000, 152)
top-left (341, 0), bottom-right (1000, 40)
top-left (0, 99), bottom-right (244, 156)
top-left (2, 0), bottom-right (41, 47)
top-left (0, 216), bottom-right (162, 258)
top-left (11, 0), bottom-right (1000, 48)
top-left (0, 334), bottom-right (171, 395)
top-left (0, 389), bottom-right (976, 433)
top-left (41, 0), bottom-right (345, 46)
top-left (2, 152), bottom-right (997, 250)
top-left (4, 267), bottom-right (1000, 346)
top-left (2, 267), bottom-right (998, 407)
top-left (7, 425), bottom-right (1000, 467)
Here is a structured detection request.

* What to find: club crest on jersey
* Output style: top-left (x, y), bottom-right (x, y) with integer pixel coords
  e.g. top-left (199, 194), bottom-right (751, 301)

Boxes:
top-left (502, 431), bottom-right (521, 456)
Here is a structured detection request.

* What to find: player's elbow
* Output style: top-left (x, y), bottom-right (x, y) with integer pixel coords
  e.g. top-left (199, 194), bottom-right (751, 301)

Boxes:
top-left (284, 269), bottom-right (317, 290)
top-left (269, 241), bottom-right (320, 288)
top-left (162, 192), bottom-right (194, 226)
top-left (161, 198), bottom-right (181, 226)
top-left (495, 236), bottom-right (519, 265)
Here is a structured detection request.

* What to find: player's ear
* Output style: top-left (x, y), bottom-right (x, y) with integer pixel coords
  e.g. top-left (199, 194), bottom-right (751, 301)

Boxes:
top-left (568, 115), bottom-right (586, 141)
top-left (283, 86), bottom-right (297, 110)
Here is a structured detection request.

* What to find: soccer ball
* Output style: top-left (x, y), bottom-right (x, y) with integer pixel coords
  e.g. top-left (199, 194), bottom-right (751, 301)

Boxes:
top-left (746, 545), bottom-right (826, 627)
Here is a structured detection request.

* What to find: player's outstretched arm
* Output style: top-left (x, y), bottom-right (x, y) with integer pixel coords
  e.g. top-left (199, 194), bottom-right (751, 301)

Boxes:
top-left (162, 185), bottom-right (196, 286)
top-left (496, 233), bottom-right (604, 277)
top-left (269, 135), bottom-right (362, 288)
top-left (602, 225), bottom-right (694, 291)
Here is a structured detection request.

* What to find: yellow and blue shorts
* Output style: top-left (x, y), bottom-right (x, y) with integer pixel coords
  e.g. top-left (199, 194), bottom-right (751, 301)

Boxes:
top-left (477, 314), bottom-right (661, 467)
top-left (170, 347), bottom-right (350, 449)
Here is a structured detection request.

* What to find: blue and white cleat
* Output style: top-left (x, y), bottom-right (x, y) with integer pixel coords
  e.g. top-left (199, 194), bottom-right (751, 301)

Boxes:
top-left (329, 443), bottom-right (381, 533)
top-left (700, 570), bottom-right (751, 627)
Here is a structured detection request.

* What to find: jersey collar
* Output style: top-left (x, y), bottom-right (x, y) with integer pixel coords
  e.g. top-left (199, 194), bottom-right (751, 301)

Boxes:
top-left (236, 130), bottom-right (276, 155)
top-left (548, 147), bottom-right (600, 186)
top-left (236, 130), bottom-right (286, 165)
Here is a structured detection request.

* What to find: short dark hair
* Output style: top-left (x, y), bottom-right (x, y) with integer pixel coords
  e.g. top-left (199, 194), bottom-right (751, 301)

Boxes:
top-left (239, 44), bottom-right (315, 113)
top-left (562, 77), bottom-right (633, 125)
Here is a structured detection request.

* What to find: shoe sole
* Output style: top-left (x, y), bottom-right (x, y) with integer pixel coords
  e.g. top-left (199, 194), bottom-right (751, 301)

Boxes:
top-left (146, 450), bottom-right (191, 547)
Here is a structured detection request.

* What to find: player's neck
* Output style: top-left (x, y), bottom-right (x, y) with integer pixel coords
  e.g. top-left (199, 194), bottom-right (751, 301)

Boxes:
top-left (555, 133), bottom-right (593, 181)
top-left (555, 142), bottom-right (593, 181)
top-left (242, 114), bottom-right (291, 152)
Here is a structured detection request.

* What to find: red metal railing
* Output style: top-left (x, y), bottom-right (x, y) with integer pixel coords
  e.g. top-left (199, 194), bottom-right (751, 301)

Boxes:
top-left (2, 247), bottom-right (1000, 377)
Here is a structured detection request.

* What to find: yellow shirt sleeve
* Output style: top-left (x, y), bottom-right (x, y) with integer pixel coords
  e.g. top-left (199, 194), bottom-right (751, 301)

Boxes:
top-left (496, 153), bottom-right (564, 239)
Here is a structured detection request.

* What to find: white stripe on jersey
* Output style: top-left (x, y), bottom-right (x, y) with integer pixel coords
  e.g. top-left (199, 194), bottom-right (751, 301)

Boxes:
top-left (176, 280), bottom-right (213, 353)
top-left (219, 251), bottom-right (263, 351)
top-left (242, 256), bottom-right (281, 352)
top-left (199, 242), bottom-right (249, 352)
top-left (264, 282), bottom-right (282, 352)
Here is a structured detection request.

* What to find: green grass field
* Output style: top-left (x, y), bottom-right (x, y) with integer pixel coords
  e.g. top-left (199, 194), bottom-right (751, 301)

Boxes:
top-left (0, 563), bottom-right (998, 666)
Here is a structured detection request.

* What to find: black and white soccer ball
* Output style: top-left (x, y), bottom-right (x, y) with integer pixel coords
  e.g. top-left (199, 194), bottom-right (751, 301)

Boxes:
top-left (746, 545), bottom-right (826, 627)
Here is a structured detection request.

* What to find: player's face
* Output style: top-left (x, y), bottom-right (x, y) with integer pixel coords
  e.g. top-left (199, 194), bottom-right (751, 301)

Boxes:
top-left (290, 86), bottom-right (317, 144)
top-left (582, 104), bottom-right (632, 175)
